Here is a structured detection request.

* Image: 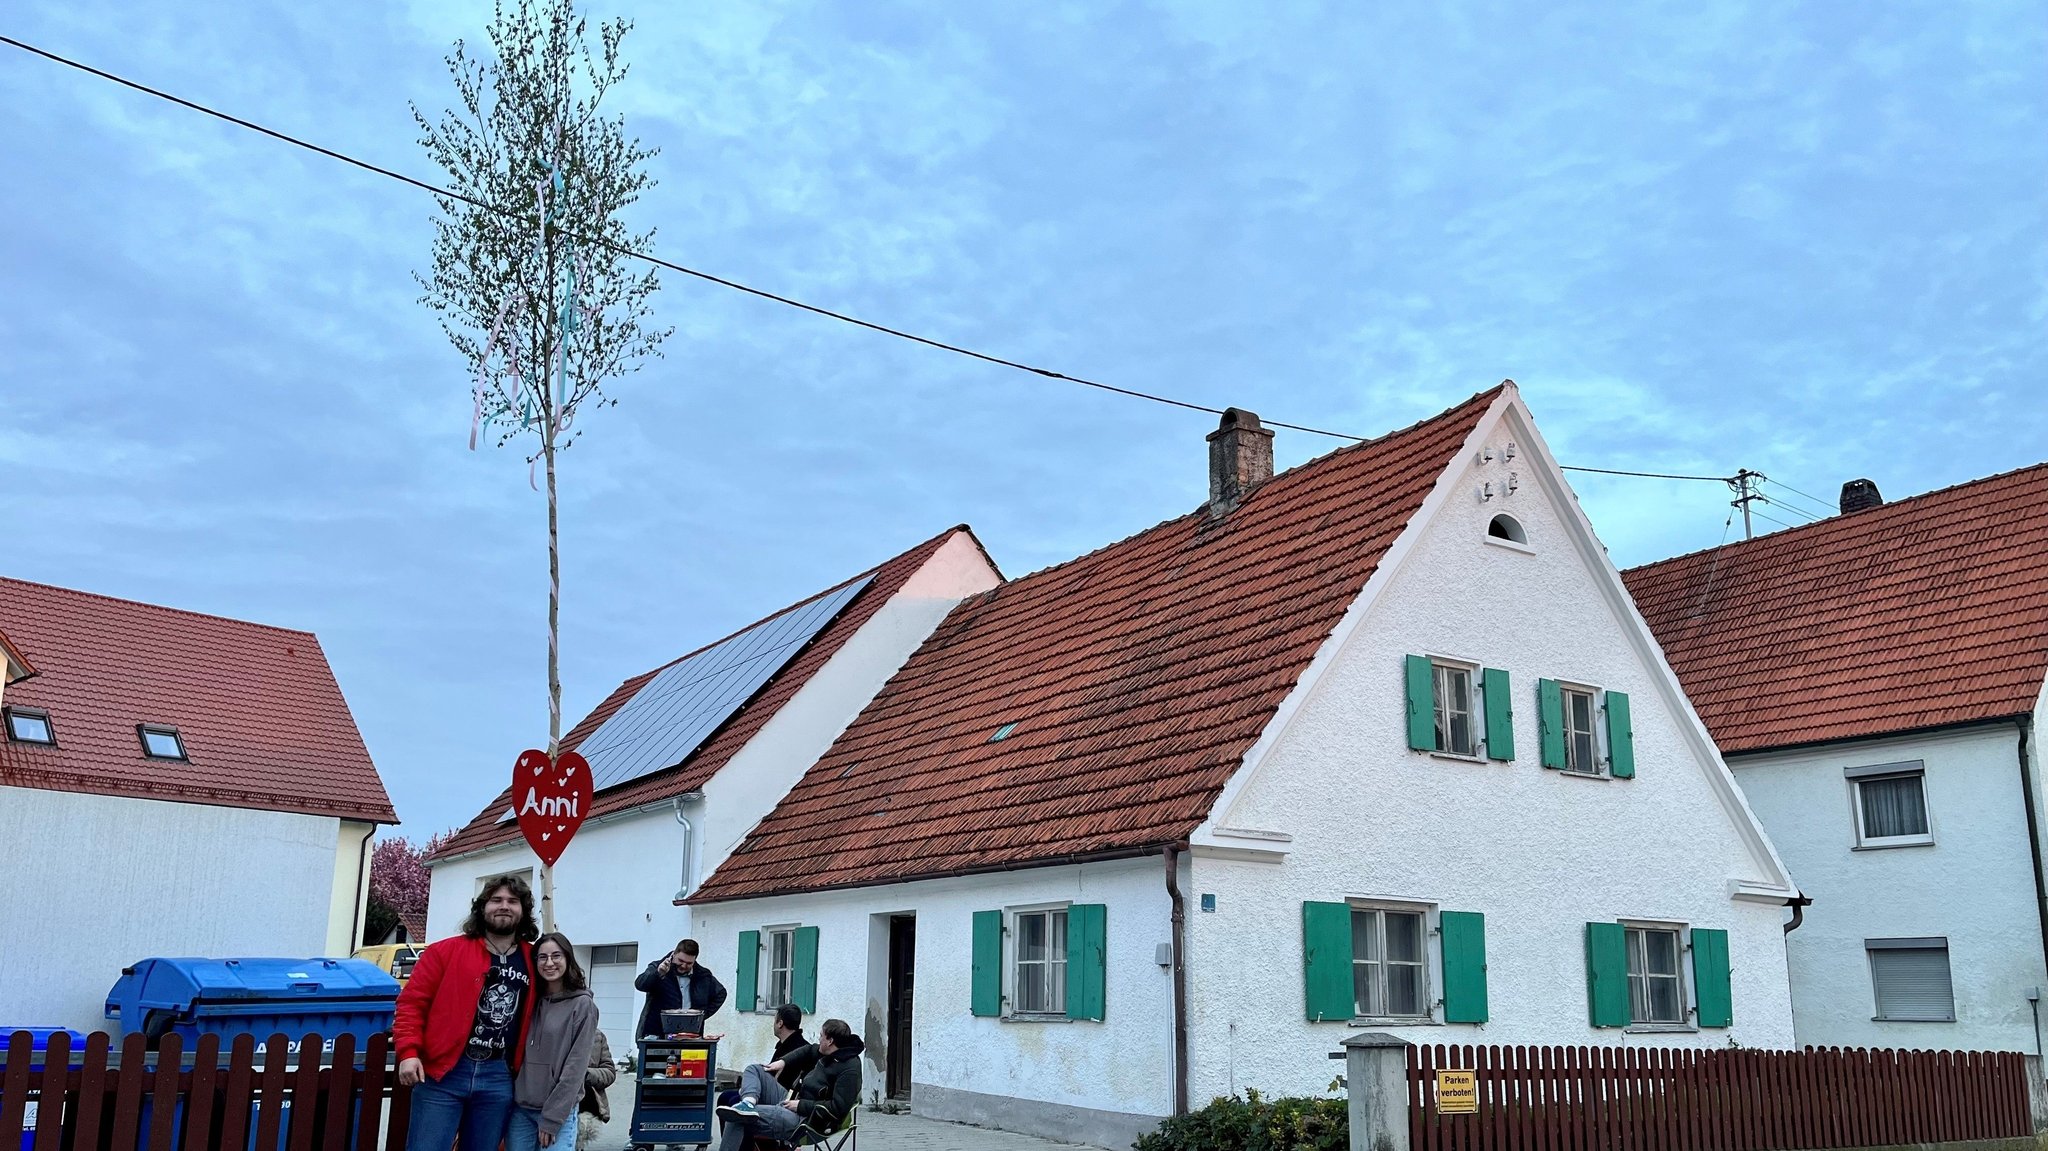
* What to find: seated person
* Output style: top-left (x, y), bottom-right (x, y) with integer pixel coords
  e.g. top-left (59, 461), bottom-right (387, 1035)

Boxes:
top-left (769, 1003), bottom-right (807, 1090)
top-left (713, 1018), bottom-right (864, 1149)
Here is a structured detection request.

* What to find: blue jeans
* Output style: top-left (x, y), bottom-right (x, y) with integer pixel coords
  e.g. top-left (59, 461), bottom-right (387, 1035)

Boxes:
top-left (406, 1057), bottom-right (515, 1151)
top-left (508, 1104), bottom-right (578, 1150)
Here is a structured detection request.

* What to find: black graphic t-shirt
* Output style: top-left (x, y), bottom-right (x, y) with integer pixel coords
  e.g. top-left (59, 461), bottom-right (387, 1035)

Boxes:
top-left (466, 947), bottom-right (531, 1061)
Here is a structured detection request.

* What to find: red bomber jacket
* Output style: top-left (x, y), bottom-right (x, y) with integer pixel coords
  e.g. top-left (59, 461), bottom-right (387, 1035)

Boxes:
top-left (392, 935), bottom-right (537, 1081)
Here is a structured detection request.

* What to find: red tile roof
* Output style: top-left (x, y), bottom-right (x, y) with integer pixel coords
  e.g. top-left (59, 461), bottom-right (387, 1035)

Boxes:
top-left (689, 389), bottom-right (1503, 903)
top-left (1622, 463), bottom-right (2048, 754)
top-left (432, 527), bottom-right (988, 859)
top-left (0, 628), bottom-right (33, 682)
top-left (0, 578), bottom-right (396, 822)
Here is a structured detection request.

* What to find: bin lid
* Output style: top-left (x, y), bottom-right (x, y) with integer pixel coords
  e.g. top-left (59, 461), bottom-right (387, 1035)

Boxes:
top-left (109, 957), bottom-right (400, 1011)
top-left (2, 1027), bottom-right (87, 1052)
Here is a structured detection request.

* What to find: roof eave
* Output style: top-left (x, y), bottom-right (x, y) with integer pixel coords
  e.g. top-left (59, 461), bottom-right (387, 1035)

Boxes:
top-left (681, 842), bottom-right (1179, 906)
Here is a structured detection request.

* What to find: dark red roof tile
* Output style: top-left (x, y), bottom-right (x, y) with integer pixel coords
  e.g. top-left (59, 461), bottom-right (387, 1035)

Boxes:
top-left (0, 578), bottom-right (395, 822)
top-left (1622, 463), bottom-right (2048, 753)
top-left (690, 389), bottom-right (1503, 903)
top-left (432, 526), bottom-right (986, 859)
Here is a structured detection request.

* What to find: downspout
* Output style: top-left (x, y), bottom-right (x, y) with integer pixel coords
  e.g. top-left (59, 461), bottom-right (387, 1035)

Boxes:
top-left (2014, 719), bottom-right (2048, 991)
top-left (350, 823), bottom-right (376, 948)
top-left (672, 798), bottom-right (697, 902)
top-left (1782, 892), bottom-right (1812, 934)
top-left (1164, 845), bottom-right (1189, 1117)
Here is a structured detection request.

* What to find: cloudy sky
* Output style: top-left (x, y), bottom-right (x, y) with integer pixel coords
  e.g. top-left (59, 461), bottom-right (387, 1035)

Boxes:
top-left (6, 2), bottom-right (2043, 838)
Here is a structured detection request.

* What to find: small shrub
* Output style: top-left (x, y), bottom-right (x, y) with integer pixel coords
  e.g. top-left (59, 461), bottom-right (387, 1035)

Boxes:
top-left (1134, 1089), bottom-right (1348, 1151)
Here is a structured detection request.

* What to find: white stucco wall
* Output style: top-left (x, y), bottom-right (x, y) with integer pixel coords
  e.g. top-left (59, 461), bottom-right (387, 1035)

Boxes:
top-left (1187, 399), bottom-right (1797, 1102)
top-left (425, 533), bottom-right (1000, 1056)
top-left (327, 820), bottom-right (376, 955)
top-left (0, 786), bottom-right (343, 1032)
top-left (1731, 724), bottom-right (2048, 1054)
top-left (691, 857), bottom-right (1175, 1145)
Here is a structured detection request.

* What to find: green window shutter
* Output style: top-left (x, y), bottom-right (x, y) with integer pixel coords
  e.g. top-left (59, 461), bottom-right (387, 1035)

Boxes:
top-left (792, 926), bottom-right (820, 1013)
top-left (1692, 928), bottom-right (1733, 1028)
top-left (735, 930), bottom-right (760, 1013)
top-left (1065, 904), bottom-right (1107, 1021)
top-left (1439, 910), bottom-right (1489, 1023)
top-left (1482, 668), bottom-right (1515, 761)
top-left (1538, 678), bottom-right (1566, 769)
top-left (1404, 655), bottom-right (1437, 751)
top-left (1585, 922), bottom-right (1630, 1028)
top-left (1605, 691), bottom-right (1635, 778)
top-left (1302, 901), bottom-right (1355, 1021)
top-left (970, 910), bottom-right (1003, 1017)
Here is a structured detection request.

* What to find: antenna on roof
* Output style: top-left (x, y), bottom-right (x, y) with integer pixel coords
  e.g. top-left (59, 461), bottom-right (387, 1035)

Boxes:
top-left (1727, 470), bottom-right (1764, 539)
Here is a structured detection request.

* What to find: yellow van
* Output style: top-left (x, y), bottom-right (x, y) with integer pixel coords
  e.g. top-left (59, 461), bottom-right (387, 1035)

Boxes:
top-left (351, 943), bottom-right (422, 983)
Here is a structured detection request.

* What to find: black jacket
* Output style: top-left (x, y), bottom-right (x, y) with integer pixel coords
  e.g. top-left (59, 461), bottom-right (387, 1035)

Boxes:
top-left (632, 960), bottom-right (728, 1040)
top-left (772, 1029), bottom-right (808, 1090)
top-left (782, 1035), bottom-right (865, 1137)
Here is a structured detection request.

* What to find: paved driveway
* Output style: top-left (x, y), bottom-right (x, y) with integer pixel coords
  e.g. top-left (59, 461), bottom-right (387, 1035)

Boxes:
top-left (587, 1084), bottom-right (1111, 1150)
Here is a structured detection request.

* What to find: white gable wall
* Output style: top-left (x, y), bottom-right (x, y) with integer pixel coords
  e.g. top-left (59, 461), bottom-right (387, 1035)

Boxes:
top-left (1187, 397), bottom-right (1796, 1101)
top-left (691, 856), bottom-right (1175, 1150)
top-left (1, 786), bottom-right (341, 1033)
top-left (425, 533), bottom-right (999, 1057)
top-left (1730, 723), bottom-right (2048, 1054)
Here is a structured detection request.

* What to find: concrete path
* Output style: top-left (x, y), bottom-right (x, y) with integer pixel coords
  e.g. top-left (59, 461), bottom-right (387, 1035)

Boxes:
top-left (587, 1083), bottom-right (1110, 1151)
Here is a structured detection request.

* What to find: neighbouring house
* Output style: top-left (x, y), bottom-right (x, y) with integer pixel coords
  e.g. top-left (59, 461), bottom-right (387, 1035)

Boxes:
top-left (683, 385), bottom-right (1801, 1148)
top-left (424, 527), bottom-right (1001, 1060)
top-left (0, 578), bottom-right (397, 1032)
top-left (1623, 464), bottom-right (2048, 1058)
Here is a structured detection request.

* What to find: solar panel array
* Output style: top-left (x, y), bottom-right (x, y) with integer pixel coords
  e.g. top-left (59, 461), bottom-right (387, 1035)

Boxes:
top-left (575, 574), bottom-right (875, 793)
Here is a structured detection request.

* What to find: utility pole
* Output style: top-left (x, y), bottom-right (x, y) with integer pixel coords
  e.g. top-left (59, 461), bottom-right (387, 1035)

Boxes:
top-left (1728, 469), bottom-right (1764, 539)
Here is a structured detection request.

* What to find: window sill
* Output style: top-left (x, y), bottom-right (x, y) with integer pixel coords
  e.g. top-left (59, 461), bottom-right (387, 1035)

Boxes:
top-left (1554, 768), bottom-right (1612, 781)
top-left (1624, 1023), bottom-right (1698, 1034)
top-left (1872, 1016), bottom-right (1955, 1024)
top-left (1853, 837), bottom-right (1935, 851)
top-left (1483, 536), bottom-right (1535, 555)
top-left (1428, 751), bottom-right (1489, 765)
top-left (1001, 1014), bottom-right (1076, 1024)
top-left (1350, 1017), bottom-right (1440, 1027)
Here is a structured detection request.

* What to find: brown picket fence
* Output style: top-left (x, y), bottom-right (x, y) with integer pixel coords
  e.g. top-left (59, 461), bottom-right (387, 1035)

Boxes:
top-left (0, 1029), bottom-right (413, 1150)
top-left (1410, 1042), bottom-right (2035, 1151)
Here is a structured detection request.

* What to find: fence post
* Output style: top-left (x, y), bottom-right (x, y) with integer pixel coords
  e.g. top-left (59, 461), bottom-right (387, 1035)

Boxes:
top-left (1342, 1031), bottom-right (1411, 1151)
top-left (2026, 1055), bottom-right (2048, 1133)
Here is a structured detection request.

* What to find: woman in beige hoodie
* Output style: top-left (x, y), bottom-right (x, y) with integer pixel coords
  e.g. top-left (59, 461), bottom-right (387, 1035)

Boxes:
top-left (509, 933), bottom-right (600, 1150)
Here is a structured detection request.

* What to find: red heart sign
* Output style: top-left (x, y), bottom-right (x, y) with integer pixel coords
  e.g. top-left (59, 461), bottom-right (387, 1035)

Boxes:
top-left (513, 748), bottom-right (593, 867)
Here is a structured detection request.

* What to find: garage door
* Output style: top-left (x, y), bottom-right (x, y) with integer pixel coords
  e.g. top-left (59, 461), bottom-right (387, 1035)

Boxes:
top-left (587, 943), bottom-right (640, 1062)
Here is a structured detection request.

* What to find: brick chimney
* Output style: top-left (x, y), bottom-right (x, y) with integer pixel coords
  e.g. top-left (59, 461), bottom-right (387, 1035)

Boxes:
top-left (1207, 408), bottom-right (1274, 517)
top-left (1839, 479), bottom-right (1885, 514)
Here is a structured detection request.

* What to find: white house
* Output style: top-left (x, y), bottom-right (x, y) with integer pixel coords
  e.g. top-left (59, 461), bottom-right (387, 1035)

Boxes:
top-left (424, 527), bottom-right (1001, 1060)
top-left (1624, 464), bottom-right (2048, 1058)
top-left (0, 577), bottom-right (396, 1033)
top-left (685, 386), bottom-right (1801, 1148)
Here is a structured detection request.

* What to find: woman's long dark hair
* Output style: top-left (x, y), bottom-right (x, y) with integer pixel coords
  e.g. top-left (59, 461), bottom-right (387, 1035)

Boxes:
top-left (534, 932), bottom-right (589, 992)
top-left (461, 874), bottom-right (541, 942)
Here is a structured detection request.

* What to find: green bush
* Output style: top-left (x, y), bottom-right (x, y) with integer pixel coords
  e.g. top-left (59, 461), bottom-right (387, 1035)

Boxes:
top-left (1133, 1089), bottom-right (1348, 1151)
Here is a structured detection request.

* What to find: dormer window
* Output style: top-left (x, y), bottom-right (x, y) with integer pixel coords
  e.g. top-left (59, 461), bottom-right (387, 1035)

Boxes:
top-left (4, 707), bottom-right (54, 745)
top-left (138, 724), bottom-right (187, 760)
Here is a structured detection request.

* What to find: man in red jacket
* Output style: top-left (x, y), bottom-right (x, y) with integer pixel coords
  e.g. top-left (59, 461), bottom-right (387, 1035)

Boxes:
top-left (394, 874), bottom-right (540, 1151)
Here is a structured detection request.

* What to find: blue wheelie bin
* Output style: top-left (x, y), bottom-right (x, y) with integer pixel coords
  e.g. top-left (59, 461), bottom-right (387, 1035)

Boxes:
top-left (105, 957), bottom-right (399, 1049)
top-left (3, 1029), bottom-right (86, 1151)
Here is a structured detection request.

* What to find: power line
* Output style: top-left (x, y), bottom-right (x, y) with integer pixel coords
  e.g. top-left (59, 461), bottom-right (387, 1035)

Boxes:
top-left (2, 34), bottom-right (1369, 440)
top-left (1558, 465), bottom-right (1735, 483)
top-left (1750, 509), bottom-right (1803, 532)
top-left (1755, 493), bottom-right (1822, 524)
top-left (1761, 478), bottom-right (1837, 519)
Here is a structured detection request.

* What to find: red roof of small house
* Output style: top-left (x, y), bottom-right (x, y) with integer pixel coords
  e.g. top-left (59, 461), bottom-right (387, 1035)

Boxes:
top-left (0, 578), bottom-right (396, 822)
top-left (1622, 462), bottom-right (2048, 755)
top-left (0, 628), bottom-right (34, 683)
top-left (688, 388), bottom-right (1502, 903)
top-left (432, 526), bottom-right (992, 860)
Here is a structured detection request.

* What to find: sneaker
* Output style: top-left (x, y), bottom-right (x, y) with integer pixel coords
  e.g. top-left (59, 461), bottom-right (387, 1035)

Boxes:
top-left (716, 1097), bottom-right (759, 1121)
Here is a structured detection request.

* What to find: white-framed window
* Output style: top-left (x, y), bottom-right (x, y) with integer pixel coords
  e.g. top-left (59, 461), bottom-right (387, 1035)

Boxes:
top-left (1350, 905), bottom-right (1430, 1020)
top-left (589, 943), bottom-right (638, 966)
top-left (1012, 907), bottom-right (1068, 1015)
top-left (1625, 925), bottom-right (1685, 1024)
top-left (1561, 685), bottom-right (1600, 775)
top-left (766, 927), bottom-right (796, 1009)
top-left (1432, 661), bottom-right (1478, 757)
top-left (1849, 762), bottom-right (1932, 847)
top-left (3, 706), bottom-right (54, 744)
top-left (1868, 938), bottom-right (1955, 1022)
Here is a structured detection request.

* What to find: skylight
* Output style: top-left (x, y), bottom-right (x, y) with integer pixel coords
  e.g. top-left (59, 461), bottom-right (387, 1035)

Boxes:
top-left (4, 707), bottom-right (53, 745)
top-left (138, 724), bottom-right (188, 760)
top-left (989, 722), bottom-right (1019, 743)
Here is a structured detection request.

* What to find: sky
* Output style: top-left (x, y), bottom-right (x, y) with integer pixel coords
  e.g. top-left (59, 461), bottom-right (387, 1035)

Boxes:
top-left (5, 2), bottom-right (2043, 840)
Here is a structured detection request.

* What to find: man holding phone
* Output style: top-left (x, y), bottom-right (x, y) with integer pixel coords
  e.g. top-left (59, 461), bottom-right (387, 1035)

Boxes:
top-left (633, 938), bottom-right (728, 1039)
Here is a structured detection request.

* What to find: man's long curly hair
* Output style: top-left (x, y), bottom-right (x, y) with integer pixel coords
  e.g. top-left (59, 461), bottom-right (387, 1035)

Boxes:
top-left (462, 873), bottom-right (541, 942)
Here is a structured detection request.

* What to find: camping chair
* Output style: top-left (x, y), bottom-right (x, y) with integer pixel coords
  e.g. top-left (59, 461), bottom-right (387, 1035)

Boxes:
top-left (745, 1104), bottom-right (855, 1151)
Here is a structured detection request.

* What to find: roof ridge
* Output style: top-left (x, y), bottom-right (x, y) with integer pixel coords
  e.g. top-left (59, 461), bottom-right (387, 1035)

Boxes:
top-left (0, 576), bottom-right (322, 641)
top-left (1624, 458), bottom-right (2048, 574)
top-left (960, 386), bottom-right (1508, 597)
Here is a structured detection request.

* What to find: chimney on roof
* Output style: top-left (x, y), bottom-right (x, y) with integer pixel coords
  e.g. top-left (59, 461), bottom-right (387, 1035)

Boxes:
top-left (1207, 408), bottom-right (1274, 517)
top-left (1839, 478), bottom-right (1885, 514)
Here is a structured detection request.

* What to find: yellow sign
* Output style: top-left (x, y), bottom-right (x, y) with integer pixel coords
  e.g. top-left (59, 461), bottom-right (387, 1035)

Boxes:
top-left (1437, 1069), bottom-right (1478, 1114)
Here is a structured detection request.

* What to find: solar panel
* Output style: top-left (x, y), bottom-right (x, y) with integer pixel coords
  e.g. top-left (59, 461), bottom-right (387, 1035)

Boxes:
top-left (575, 574), bottom-right (875, 793)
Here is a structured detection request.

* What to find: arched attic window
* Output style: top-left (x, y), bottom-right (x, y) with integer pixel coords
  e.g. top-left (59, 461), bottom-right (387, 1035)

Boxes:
top-left (1487, 514), bottom-right (1528, 544)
